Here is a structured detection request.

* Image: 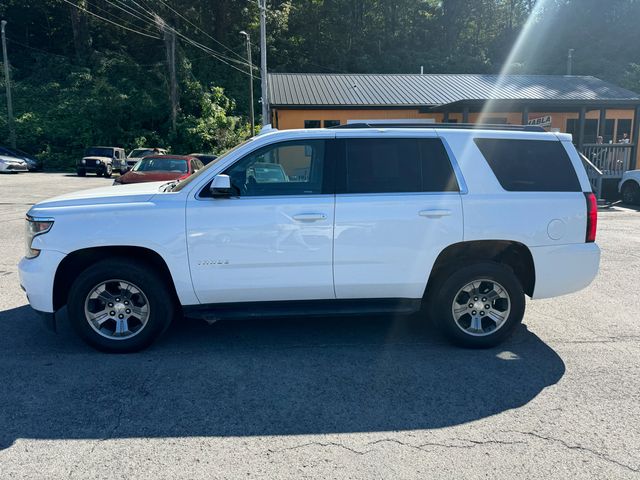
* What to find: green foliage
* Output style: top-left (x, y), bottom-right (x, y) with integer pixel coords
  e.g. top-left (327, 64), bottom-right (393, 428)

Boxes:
top-left (0, 0), bottom-right (639, 170)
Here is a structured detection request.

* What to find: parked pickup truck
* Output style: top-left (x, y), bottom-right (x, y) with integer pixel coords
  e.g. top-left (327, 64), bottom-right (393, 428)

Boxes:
top-left (19, 124), bottom-right (600, 352)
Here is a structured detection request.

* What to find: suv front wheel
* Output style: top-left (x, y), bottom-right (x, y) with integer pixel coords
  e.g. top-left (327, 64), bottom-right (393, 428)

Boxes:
top-left (67, 258), bottom-right (174, 352)
top-left (430, 262), bottom-right (525, 348)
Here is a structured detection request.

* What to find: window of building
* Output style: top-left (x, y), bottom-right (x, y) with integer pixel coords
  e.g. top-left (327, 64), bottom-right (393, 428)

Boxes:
top-left (483, 117), bottom-right (509, 125)
top-left (617, 119), bottom-right (632, 142)
top-left (304, 120), bottom-right (321, 129)
top-left (566, 119), bottom-right (599, 143)
top-left (604, 119), bottom-right (615, 143)
top-left (338, 138), bottom-right (458, 194)
top-left (223, 140), bottom-right (326, 196)
top-left (323, 120), bottom-right (340, 128)
top-left (474, 138), bottom-right (581, 192)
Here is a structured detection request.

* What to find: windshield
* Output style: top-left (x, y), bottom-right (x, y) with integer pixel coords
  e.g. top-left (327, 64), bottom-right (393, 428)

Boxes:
top-left (129, 149), bottom-right (155, 158)
top-left (85, 147), bottom-right (114, 157)
top-left (133, 157), bottom-right (187, 173)
top-left (172, 138), bottom-right (253, 192)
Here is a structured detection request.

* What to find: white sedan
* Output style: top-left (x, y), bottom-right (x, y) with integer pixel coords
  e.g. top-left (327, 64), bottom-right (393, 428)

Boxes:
top-left (0, 154), bottom-right (28, 173)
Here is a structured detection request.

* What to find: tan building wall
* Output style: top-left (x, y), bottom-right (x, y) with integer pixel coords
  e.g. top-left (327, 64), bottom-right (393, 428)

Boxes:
top-left (272, 107), bottom-right (638, 168)
top-left (273, 109), bottom-right (444, 130)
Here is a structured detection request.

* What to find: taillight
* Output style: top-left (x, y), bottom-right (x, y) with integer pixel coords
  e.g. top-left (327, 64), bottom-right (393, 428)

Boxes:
top-left (585, 192), bottom-right (597, 243)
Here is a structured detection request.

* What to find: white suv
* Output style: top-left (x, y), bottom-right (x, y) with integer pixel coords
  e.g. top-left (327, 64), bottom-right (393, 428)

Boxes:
top-left (19, 124), bottom-right (600, 352)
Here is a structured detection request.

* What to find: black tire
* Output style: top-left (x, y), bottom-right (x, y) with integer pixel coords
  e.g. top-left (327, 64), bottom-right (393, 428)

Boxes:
top-left (621, 181), bottom-right (640, 205)
top-left (103, 164), bottom-right (113, 178)
top-left (429, 262), bottom-right (525, 348)
top-left (67, 258), bottom-right (175, 353)
top-left (77, 169), bottom-right (86, 177)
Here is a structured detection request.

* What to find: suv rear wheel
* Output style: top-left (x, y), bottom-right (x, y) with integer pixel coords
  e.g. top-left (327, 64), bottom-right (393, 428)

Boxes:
top-left (430, 262), bottom-right (525, 348)
top-left (67, 258), bottom-right (174, 352)
top-left (621, 181), bottom-right (640, 205)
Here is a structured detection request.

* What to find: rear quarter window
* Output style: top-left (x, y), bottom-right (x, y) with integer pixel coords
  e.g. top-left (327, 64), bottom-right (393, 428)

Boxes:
top-left (474, 138), bottom-right (581, 192)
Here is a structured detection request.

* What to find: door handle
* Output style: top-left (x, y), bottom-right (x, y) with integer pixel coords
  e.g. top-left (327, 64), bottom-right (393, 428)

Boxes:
top-left (292, 213), bottom-right (327, 222)
top-left (419, 209), bottom-right (452, 218)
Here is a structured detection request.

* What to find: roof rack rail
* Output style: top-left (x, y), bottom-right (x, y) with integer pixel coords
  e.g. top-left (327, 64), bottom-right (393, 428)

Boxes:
top-left (329, 122), bottom-right (545, 132)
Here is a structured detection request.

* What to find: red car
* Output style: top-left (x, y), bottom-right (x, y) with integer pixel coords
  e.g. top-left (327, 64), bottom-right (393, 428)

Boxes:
top-left (113, 155), bottom-right (204, 185)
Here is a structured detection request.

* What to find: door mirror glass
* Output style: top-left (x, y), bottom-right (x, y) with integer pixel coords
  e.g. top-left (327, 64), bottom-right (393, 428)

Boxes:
top-left (210, 174), bottom-right (232, 197)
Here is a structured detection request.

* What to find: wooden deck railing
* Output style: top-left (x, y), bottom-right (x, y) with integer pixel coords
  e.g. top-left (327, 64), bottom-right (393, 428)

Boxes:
top-left (581, 143), bottom-right (634, 178)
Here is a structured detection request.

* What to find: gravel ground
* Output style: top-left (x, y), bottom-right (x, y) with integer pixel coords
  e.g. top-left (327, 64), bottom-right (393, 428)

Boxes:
top-left (0, 172), bottom-right (639, 479)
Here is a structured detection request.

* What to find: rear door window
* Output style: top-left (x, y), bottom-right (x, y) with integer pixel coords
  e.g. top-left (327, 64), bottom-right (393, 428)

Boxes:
top-left (338, 138), bottom-right (459, 194)
top-left (474, 138), bottom-right (581, 192)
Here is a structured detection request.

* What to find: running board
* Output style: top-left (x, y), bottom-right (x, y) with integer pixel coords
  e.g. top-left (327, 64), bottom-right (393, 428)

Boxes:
top-left (183, 298), bottom-right (422, 323)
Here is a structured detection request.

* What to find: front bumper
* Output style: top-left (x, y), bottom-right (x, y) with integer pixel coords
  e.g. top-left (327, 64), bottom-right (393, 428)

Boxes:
top-left (1, 164), bottom-right (28, 172)
top-left (531, 242), bottom-right (601, 299)
top-left (18, 250), bottom-right (67, 314)
top-left (77, 164), bottom-right (106, 173)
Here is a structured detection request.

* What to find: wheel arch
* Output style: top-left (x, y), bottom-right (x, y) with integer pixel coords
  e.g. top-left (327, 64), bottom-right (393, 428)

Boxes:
top-left (621, 178), bottom-right (640, 191)
top-left (53, 246), bottom-right (180, 311)
top-left (425, 240), bottom-right (536, 298)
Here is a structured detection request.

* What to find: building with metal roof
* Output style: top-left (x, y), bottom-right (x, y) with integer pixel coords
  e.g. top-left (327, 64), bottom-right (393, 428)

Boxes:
top-left (267, 73), bottom-right (640, 197)
top-left (269, 73), bottom-right (640, 108)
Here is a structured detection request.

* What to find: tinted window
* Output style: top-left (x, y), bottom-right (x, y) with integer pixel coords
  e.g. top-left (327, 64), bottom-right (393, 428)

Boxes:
top-left (304, 120), bottom-right (321, 129)
top-left (340, 138), bottom-right (459, 194)
top-left (474, 138), bottom-right (581, 192)
top-left (324, 120), bottom-right (340, 128)
top-left (223, 140), bottom-right (326, 196)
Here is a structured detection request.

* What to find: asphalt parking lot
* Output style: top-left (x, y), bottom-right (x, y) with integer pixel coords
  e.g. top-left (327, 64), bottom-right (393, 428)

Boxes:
top-left (0, 172), bottom-right (639, 479)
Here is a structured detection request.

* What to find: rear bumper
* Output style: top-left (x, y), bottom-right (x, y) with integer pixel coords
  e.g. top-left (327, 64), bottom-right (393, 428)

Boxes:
top-left (531, 242), bottom-right (601, 299)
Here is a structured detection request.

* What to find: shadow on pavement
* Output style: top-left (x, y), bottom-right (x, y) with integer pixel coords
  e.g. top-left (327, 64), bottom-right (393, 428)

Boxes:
top-left (0, 305), bottom-right (565, 449)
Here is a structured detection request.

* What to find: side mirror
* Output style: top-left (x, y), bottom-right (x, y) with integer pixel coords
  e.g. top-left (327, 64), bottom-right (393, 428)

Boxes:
top-left (210, 174), bottom-right (232, 197)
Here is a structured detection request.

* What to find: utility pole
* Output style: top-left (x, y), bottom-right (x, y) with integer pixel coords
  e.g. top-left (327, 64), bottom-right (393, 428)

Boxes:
top-left (163, 25), bottom-right (178, 134)
top-left (258, 0), bottom-right (269, 124)
top-left (240, 31), bottom-right (255, 136)
top-left (567, 48), bottom-right (574, 76)
top-left (1, 20), bottom-right (16, 148)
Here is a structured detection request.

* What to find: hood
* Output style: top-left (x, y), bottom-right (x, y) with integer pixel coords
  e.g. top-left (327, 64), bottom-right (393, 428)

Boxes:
top-left (31, 181), bottom-right (166, 209)
top-left (82, 156), bottom-right (112, 162)
top-left (117, 170), bottom-right (187, 184)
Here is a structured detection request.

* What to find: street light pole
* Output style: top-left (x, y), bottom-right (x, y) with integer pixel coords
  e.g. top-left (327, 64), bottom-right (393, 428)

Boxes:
top-left (1, 20), bottom-right (16, 148)
top-left (258, 0), bottom-right (269, 125)
top-left (567, 48), bottom-right (574, 76)
top-left (240, 31), bottom-right (255, 137)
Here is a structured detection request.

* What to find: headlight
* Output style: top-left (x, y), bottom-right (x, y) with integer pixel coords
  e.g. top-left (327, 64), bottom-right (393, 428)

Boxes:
top-left (96, 159), bottom-right (101, 164)
top-left (81, 159), bottom-right (86, 164)
top-left (25, 216), bottom-right (54, 259)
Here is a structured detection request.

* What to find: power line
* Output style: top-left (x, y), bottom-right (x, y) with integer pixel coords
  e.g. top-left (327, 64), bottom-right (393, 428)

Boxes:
top-left (154, 0), bottom-right (247, 63)
top-left (7, 38), bottom-right (168, 68)
top-left (60, 0), bottom-right (161, 40)
top-left (104, 0), bottom-right (257, 74)
top-left (86, 0), bottom-right (159, 38)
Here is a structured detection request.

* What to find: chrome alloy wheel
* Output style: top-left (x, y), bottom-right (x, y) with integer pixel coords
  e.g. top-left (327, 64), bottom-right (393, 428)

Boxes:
top-left (451, 279), bottom-right (511, 337)
top-left (84, 280), bottom-right (150, 340)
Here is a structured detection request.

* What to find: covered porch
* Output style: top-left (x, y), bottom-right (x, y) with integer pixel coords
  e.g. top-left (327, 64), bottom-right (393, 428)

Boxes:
top-left (433, 99), bottom-right (640, 199)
